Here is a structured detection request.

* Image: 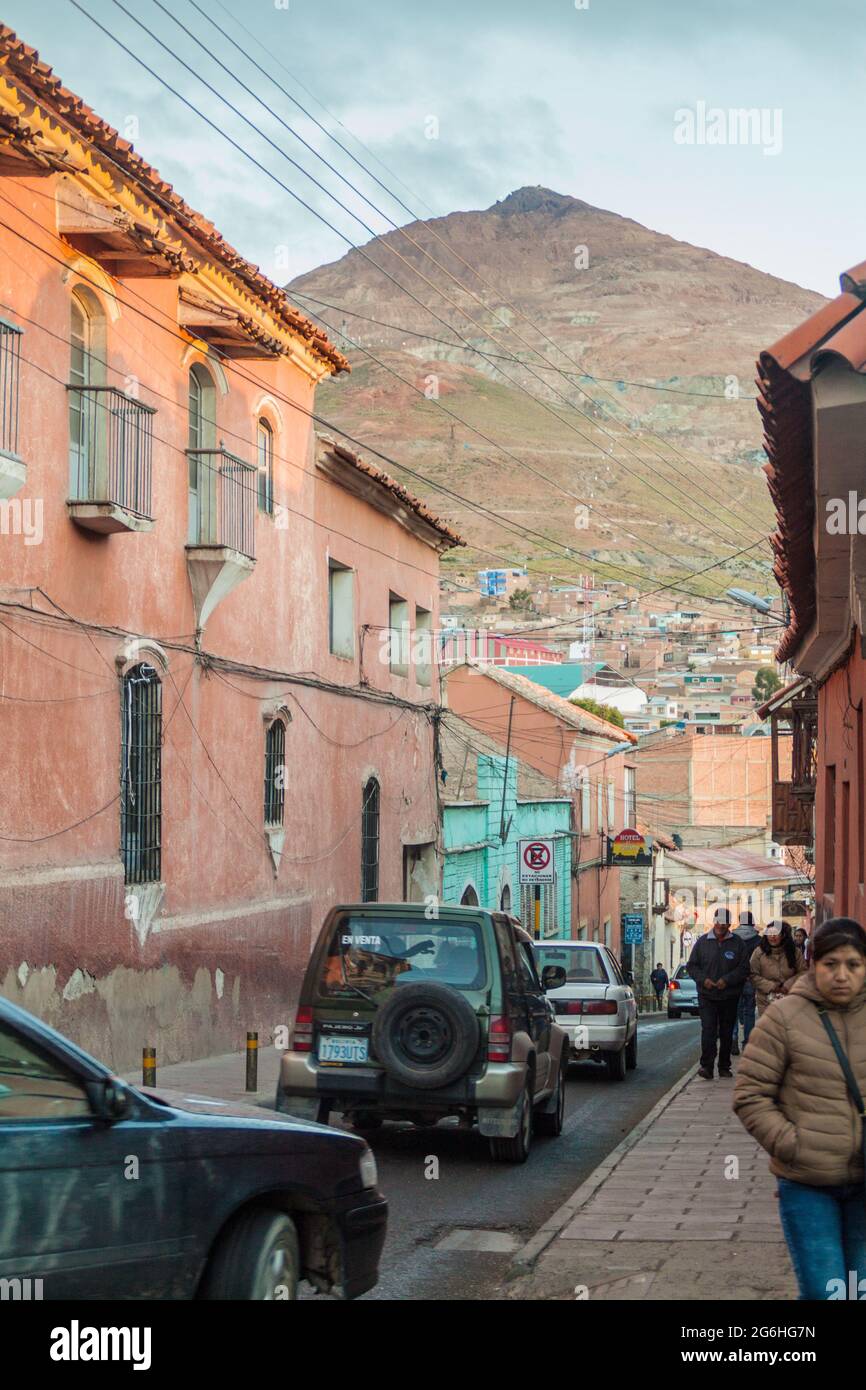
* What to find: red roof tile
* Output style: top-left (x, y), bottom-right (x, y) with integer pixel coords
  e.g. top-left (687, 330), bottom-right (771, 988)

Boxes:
top-left (0, 25), bottom-right (349, 374)
top-left (758, 283), bottom-right (866, 664)
top-left (317, 435), bottom-right (463, 548)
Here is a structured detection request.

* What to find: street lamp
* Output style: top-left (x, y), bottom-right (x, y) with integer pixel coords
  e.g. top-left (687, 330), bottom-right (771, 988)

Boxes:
top-left (724, 588), bottom-right (786, 625)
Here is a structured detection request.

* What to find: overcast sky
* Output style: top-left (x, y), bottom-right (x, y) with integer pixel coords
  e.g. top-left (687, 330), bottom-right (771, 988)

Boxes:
top-left (6, 0), bottom-right (865, 296)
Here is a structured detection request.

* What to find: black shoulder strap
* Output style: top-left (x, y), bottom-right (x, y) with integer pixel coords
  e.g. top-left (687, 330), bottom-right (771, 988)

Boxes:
top-left (816, 1007), bottom-right (866, 1118)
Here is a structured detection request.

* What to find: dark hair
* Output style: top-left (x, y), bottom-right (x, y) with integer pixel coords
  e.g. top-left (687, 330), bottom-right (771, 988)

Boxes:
top-left (713, 907), bottom-right (731, 927)
top-left (812, 917), bottom-right (866, 962)
top-left (759, 920), bottom-right (798, 970)
top-left (738, 911), bottom-right (755, 927)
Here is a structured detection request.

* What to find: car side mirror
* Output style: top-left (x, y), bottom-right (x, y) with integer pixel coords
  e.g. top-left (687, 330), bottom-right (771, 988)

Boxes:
top-left (541, 965), bottom-right (567, 991)
top-left (88, 1077), bottom-right (132, 1123)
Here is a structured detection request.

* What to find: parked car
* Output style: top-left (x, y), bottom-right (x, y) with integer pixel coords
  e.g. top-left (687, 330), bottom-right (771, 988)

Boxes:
top-left (532, 940), bottom-right (637, 1081)
top-left (276, 904), bottom-right (569, 1163)
top-left (0, 998), bottom-right (386, 1300)
top-left (667, 964), bottom-right (700, 1018)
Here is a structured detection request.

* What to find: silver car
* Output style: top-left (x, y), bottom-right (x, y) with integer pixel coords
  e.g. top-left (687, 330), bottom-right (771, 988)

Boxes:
top-left (532, 941), bottom-right (637, 1081)
top-left (667, 964), bottom-right (699, 1018)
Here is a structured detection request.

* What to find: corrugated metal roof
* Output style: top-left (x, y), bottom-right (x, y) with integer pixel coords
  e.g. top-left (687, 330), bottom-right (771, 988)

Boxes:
top-left (668, 846), bottom-right (799, 884)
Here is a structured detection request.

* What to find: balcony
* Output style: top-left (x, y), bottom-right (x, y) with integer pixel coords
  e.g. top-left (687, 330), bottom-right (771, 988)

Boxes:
top-left (66, 385), bottom-right (155, 533)
top-left (185, 447), bottom-right (256, 631)
top-left (763, 678), bottom-right (818, 846)
top-left (0, 316), bottom-right (25, 500)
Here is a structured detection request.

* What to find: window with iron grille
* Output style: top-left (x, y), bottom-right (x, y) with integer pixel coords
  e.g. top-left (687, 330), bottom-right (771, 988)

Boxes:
top-left (361, 777), bottom-right (380, 902)
top-left (264, 719), bottom-right (286, 826)
top-left (121, 663), bottom-right (162, 884)
top-left (0, 316), bottom-right (22, 459)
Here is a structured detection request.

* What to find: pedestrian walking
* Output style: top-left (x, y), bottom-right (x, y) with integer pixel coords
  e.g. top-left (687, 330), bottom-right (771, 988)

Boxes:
top-left (751, 920), bottom-right (807, 1017)
top-left (650, 962), bottom-right (669, 1011)
top-left (733, 917), bottom-right (866, 1301)
top-left (794, 927), bottom-right (811, 965)
top-left (732, 911), bottom-right (760, 1055)
top-left (686, 907), bottom-right (751, 1079)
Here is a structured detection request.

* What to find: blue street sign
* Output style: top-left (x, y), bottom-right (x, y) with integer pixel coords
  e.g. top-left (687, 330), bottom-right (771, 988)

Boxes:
top-left (622, 913), bottom-right (645, 945)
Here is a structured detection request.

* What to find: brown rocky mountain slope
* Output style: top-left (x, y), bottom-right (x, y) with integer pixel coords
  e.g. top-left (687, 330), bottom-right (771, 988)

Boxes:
top-left (288, 187), bottom-right (826, 596)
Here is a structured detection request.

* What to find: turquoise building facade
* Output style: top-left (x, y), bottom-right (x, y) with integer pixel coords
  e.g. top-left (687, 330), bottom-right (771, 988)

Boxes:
top-left (441, 750), bottom-right (572, 937)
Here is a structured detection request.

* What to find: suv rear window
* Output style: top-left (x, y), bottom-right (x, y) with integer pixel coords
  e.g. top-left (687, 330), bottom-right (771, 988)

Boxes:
top-left (318, 917), bottom-right (487, 997)
top-left (534, 945), bottom-right (609, 983)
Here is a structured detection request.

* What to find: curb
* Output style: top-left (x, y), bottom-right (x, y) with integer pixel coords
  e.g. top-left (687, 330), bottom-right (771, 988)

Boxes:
top-left (511, 1060), bottom-right (699, 1273)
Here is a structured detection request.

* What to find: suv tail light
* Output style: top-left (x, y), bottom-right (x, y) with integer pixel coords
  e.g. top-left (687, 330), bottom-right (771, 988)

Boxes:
top-left (582, 1001), bottom-right (619, 1016)
top-left (292, 1006), bottom-right (314, 1053)
top-left (669, 979), bottom-right (680, 990)
top-left (487, 1014), bottom-right (512, 1062)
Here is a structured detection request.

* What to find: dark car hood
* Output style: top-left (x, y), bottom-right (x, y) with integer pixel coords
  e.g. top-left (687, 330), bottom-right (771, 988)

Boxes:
top-left (138, 1085), bottom-right (340, 1135)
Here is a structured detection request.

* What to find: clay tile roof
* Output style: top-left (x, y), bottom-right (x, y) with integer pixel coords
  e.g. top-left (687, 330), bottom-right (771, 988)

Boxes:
top-left (758, 283), bottom-right (866, 664)
top-left (454, 662), bottom-right (638, 743)
top-left (0, 25), bottom-right (349, 374)
top-left (317, 435), bottom-right (463, 548)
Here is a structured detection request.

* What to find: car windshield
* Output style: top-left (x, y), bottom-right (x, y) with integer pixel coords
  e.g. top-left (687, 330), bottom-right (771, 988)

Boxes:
top-left (534, 946), bottom-right (609, 984)
top-left (675, 966), bottom-right (691, 980)
top-left (318, 917), bottom-right (487, 997)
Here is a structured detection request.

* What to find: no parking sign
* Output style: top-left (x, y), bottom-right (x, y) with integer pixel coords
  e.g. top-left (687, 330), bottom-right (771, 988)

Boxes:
top-left (518, 838), bottom-right (555, 885)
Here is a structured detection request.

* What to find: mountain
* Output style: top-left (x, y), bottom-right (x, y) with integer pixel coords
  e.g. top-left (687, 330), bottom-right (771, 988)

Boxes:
top-left (287, 187), bottom-right (826, 594)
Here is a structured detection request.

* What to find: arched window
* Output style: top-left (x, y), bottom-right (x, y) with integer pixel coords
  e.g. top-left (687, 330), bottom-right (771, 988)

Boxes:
top-left (461, 884), bottom-right (479, 907)
top-left (264, 718), bottom-right (286, 826)
top-left (361, 777), bottom-right (380, 902)
top-left (500, 884), bottom-right (512, 913)
top-left (187, 364), bottom-right (216, 543)
top-left (69, 289), bottom-right (105, 498)
top-left (121, 663), bottom-right (162, 884)
top-left (257, 417), bottom-right (274, 514)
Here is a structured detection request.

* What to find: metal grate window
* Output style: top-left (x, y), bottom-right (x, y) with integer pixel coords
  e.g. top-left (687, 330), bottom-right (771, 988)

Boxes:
top-left (0, 316), bottom-right (22, 458)
top-left (361, 777), bottom-right (380, 902)
top-left (121, 663), bottom-right (162, 884)
top-left (264, 719), bottom-right (286, 826)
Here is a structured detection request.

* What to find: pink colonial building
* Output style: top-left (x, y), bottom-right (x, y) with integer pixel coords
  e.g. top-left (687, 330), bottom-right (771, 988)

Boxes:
top-left (0, 29), bottom-right (459, 1067)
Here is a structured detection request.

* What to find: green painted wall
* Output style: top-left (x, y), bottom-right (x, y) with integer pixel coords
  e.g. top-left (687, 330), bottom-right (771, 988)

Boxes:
top-left (442, 751), bottom-right (572, 935)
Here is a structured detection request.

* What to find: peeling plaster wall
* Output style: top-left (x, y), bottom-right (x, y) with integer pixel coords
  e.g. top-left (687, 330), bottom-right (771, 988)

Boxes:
top-left (0, 174), bottom-right (444, 1068)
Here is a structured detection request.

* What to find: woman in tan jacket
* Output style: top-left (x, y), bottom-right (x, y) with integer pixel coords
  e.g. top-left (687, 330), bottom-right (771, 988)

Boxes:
top-left (733, 917), bottom-right (866, 1300)
top-left (750, 920), bottom-right (807, 1017)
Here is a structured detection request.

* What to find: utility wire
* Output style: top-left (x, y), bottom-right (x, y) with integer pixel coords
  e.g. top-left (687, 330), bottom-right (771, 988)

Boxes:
top-left (80, 0), bottom-right (761, 552)
top-left (181, 0), bottom-right (766, 538)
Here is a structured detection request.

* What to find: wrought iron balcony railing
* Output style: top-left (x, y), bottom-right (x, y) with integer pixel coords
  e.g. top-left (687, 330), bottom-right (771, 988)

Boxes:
top-left (1, 315), bottom-right (22, 459)
top-left (67, 384), bottom-right (155, 518)
top-left (186, 447), bottom-right (256, 560)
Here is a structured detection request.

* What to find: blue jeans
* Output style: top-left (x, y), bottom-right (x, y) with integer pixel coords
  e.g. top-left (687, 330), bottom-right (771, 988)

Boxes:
top-left (737, 985), bottom-right (756, 1043)
top-left (777, 1177), bottom-right (866, 1299)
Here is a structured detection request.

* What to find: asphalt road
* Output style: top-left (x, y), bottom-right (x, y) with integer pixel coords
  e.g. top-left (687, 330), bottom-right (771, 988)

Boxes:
top-left (356, 1014), bottom-right (701, 1300)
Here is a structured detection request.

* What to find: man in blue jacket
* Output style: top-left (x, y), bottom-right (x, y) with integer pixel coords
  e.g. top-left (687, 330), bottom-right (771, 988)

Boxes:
top-left (686, 907), bottom-right (751, 1079)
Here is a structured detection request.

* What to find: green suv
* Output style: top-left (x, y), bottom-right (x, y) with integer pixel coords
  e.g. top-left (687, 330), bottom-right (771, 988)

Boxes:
top-left (276, 903), bottom-right (569, 1163)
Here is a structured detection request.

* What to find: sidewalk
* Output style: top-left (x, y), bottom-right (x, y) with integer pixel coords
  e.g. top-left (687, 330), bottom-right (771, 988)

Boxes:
top-left (506, 1062), bottom-right (797, 1301)
top-left (123, 1044), bottom-right (281, 1108)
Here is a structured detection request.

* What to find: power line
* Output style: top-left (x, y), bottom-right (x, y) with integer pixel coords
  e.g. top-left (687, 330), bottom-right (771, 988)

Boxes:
top-left (180, 0), bottom-right (765, 538)
top-left (293, 291), bottom-right (760, 402)
top-left (80, 0), bottom-right (762, 553)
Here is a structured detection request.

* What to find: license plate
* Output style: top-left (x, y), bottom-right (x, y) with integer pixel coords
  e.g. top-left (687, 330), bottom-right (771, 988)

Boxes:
top-left (318, 1035), bottom-right (369, 1064)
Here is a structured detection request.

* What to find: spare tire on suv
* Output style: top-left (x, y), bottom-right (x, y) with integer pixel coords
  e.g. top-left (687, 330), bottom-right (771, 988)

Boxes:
top-left (371, 981), bottom-right (480, 1090)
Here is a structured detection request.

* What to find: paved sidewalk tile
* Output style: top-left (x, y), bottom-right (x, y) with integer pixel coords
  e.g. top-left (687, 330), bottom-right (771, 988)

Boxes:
top-left (509, 1060), bottom-right (798, 1300)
